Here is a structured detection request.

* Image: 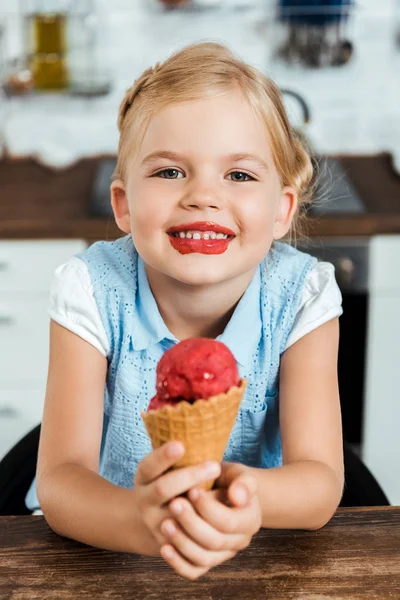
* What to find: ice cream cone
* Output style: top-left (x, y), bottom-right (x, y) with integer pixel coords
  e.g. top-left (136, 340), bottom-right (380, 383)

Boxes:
top-left (141, 378), bottom-right (247, 490)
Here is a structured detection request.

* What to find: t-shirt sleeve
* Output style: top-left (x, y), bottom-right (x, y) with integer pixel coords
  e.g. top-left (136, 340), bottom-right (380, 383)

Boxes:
top-left (48, 256), bottom-right (110, 357)
top-left (284, 261), bottom-right (343, 351)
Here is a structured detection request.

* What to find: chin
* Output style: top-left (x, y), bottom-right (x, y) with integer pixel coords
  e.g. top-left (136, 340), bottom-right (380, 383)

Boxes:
top-left (163, 258), bottom-right (238, 287)
top-left (168, 268), bottom-right (231, 287)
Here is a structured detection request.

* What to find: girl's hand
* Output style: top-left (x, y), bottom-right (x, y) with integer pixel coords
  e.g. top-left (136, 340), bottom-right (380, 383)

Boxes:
top-left (133, 442), bottom-right (221, 555)
top-left (160, 462), bottom-right (261, 580)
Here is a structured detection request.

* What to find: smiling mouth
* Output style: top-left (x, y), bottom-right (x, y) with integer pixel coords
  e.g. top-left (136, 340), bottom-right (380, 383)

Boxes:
top-left (166, 227), bottom-right (235, 255)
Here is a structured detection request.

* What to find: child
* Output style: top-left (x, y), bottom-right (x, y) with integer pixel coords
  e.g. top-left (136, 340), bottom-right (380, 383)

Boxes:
top-left (26, 41), bottom-right (344, 580)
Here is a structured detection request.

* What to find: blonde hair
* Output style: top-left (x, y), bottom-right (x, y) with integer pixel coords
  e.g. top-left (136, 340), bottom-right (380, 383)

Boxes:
top-left (115, 42), bottom-right (315, 242)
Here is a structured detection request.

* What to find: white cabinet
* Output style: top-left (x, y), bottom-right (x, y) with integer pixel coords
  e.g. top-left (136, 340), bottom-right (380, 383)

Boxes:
top-left (0, 239), bottom-right (87, 460)
top-left (362, 235), bottom-right (400, 505)
top-left (0, 297), bottom-right (51, 384)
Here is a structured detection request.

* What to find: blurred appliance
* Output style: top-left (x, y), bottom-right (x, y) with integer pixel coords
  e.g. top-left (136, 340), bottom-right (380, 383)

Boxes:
top-left (277, 0), bottom-right (354, 67)
top-left (298, 235), bottom-right (369, 453)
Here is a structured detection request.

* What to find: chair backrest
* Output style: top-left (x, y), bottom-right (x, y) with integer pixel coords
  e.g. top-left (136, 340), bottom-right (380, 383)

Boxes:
top-left (0, 424), bottom-right (41, 515)
top-left (340, 442), bottom-right (390, 507)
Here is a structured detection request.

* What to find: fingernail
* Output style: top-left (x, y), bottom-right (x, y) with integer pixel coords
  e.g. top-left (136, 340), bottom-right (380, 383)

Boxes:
top-left (204, 461), bottom-right (220, 476)
top-left (234, 484), bottom-right (248, 505)
top-left (166, 442), bottom-right (184, 459)
top-left (171, 501), bottom-right (183, 515)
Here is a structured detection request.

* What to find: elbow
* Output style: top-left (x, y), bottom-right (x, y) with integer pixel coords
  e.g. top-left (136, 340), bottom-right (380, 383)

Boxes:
top-left (307, 510), bottom-right (336, 531)
top-left (306, 501), bottom-right (339, 530)
top-left (307, 471), bottom-right (344, 531)
top-left (307, 488), bottom-right (344, 531)
top-left (37, 473), bottom-right (66, 538)
top-left (38, 497), bottom-right (68, 539)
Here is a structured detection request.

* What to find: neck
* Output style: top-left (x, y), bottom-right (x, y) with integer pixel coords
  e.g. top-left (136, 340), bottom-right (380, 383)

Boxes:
top-left (145, 265), bottom-right (257, 341)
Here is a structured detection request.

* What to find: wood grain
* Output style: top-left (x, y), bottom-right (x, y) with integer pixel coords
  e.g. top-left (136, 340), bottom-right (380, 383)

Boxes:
top-left (0, 508), bottom-right (399, 599)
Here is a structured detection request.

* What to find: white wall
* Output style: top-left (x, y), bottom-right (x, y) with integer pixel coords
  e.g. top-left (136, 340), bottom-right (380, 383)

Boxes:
top-left (1, 0), bottom-right (400, 158)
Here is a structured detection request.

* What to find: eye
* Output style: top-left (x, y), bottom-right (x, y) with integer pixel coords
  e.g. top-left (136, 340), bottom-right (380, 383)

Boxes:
top-left (228, 171), bottom-right (255, 182)
top-left (153, 168), bottom-right (184, 179)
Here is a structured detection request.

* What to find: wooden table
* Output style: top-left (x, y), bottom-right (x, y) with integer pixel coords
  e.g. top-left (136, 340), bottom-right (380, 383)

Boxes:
top-left (0, 507), bottom-right (399, 599)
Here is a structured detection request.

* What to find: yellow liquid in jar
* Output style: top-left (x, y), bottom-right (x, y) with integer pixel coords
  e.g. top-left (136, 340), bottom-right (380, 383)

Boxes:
top-left (30, 13), bottom-right (68, 90)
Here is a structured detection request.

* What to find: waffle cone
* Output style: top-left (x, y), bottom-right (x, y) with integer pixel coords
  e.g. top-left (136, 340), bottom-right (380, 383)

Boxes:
top-left (141, 379), bottom-right (247, 490)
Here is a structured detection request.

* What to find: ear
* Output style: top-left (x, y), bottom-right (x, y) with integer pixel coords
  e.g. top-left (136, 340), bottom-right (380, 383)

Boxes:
top-left (110, 180), bottom-right (131, 234)
top-left (273, 186), bottom-right (298, 240)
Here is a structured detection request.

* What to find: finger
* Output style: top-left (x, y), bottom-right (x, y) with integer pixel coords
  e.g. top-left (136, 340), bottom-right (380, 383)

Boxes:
top-left (161, 519), bottom-right (236, 568)
top-left (149, 461), bottom-right (221, 505)
top-left (168, 497), bottom-right (245, 552)
top-left (188, 487), bottom-right (256, 535)
top-left (216, 463), bottom-right (257, 497)
top-left (160, 544), bottom-right (235, 581)
top-left (227, 473), bottom-right (258, 508)
top-left (215, 461), bottom-right (246, 487)
top-left (215, 463), bottom-right (258, 508)
top-left (135, 442), bottom-right (185, 485)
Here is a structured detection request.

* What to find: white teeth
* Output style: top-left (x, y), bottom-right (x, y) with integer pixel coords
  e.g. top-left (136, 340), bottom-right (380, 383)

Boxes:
top-left (172, 230), bottom-right (230, 240)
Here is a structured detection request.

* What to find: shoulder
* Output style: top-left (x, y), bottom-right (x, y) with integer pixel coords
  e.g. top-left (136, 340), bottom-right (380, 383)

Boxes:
top-left (51, 255), bottom-right (93, 296)
top-left (48, 256), bottom-right (110, 357)
top-left (299, 260), bottom-right (343, 319)
top-left (303, 261), bottom-right (342, 300)
top-left (284, 261), bottom-right (343, 350)
top-left (260, 241), bottom-right (318, 300)
top-left (78, 234), bottom-right (138, 289)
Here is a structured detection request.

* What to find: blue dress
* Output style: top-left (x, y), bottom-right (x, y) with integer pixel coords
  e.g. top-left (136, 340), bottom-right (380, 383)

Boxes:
top-left (25, 235), bottom-right (316, 510)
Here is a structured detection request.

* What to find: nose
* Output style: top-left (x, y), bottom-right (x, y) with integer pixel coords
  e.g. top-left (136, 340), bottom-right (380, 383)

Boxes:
top-left (180, 181), bottom-right (223, 212)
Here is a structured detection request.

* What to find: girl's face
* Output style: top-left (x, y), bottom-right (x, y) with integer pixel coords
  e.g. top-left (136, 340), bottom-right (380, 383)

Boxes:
top-left (111, 89), bottom-right (297, 287)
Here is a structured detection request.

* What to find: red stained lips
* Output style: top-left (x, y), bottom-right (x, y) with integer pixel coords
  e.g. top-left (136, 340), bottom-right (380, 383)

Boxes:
top-left (167, 221), bottom-right (235, 255)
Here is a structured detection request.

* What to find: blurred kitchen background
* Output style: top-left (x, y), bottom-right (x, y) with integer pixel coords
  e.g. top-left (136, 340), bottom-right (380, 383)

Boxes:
top-left (0, 0), bottom-right (399, 505)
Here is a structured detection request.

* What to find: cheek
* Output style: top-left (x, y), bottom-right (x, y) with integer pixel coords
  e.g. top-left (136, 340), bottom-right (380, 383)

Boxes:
top-left (129, 190), bottom-right (169, 237)
top-left (238, 195), bottom-right (276, 237)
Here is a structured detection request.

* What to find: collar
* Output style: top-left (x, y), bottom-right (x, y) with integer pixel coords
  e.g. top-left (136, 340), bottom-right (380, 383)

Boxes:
top-left (216, 266), bottom-right (261, 367)
top-left (131, 257), bottom-right (179, 351)
top-left (131, 256), bottom-right (262, 367)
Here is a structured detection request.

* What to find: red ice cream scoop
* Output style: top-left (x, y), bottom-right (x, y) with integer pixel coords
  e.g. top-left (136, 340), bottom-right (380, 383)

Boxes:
top-left (147, 338), bottom-right (240, 411)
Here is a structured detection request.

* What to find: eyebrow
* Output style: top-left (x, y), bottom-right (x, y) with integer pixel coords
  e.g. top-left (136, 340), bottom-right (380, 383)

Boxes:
top-left (141, 150), bottom-right (269, 170)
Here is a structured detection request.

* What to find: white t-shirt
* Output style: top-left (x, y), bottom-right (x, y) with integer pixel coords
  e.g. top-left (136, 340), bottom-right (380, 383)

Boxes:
top-left (48, 257), bottom-right (343, 355)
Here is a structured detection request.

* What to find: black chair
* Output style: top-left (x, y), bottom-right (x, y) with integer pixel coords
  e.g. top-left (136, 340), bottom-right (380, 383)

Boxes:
top-left (0, 424), bottom-right (41, 515)
top-left (0, 424), bottom-right (390, 516)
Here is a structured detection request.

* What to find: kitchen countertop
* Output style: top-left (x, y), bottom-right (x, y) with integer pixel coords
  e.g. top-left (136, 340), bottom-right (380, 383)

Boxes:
top-left (0, 152), bottom-right (400, 242)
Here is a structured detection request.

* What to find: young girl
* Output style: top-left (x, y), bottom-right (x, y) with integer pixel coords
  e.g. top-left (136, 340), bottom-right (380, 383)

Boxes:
top-left (26, 41), bottom-right (344, 580)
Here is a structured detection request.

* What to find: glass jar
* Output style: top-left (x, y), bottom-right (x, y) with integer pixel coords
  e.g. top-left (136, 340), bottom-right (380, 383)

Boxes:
top-left (66, 0), bottom-right (111, 96)
top-left (23, 0), bottom-right (69, 90)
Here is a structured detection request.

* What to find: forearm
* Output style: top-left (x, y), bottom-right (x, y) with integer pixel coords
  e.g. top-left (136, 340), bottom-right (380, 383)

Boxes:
top-left (248, 460), bottom-right (344, 530)
top-left (38, 463), bottom-right (158, 555)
